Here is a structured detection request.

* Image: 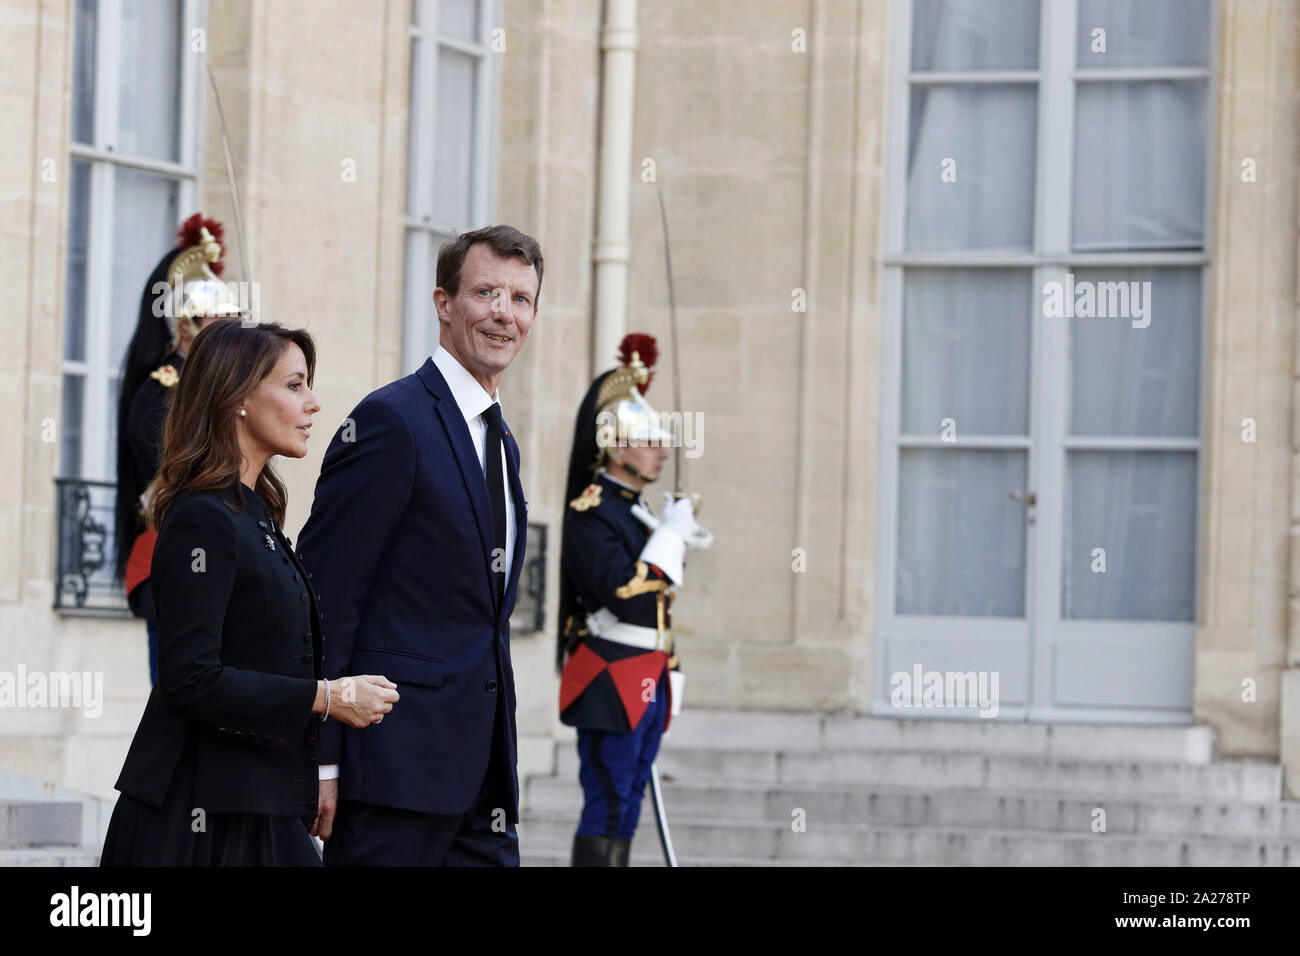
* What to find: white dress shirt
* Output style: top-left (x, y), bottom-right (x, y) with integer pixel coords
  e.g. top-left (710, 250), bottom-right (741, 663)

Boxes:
top-left (319, 348), bottom-right (516, 784)
top-left (432, 346), bottom-right (516, 586)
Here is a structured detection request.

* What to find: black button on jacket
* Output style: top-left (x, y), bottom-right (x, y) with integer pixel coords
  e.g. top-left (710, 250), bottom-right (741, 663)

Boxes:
top-left (113, 482), bottom-right (323, 816)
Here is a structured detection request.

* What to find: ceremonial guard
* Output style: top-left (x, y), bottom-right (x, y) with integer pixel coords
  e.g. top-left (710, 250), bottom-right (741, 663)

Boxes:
top-left (557, 334), bottom-right (712, 866)
top-left (113, 214), bottom-right (243, 683)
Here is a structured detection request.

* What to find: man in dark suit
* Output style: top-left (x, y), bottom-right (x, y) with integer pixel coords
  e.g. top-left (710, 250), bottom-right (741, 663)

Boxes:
top-left (298, 225), bottom-right (542, 866)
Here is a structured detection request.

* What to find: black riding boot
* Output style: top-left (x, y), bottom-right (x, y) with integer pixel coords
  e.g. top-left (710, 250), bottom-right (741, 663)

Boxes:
top-left (570, 834), bottom-right (632, 866)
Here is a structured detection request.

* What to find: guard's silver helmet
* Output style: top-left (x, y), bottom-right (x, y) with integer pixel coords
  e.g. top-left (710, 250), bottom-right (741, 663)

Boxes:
top-left (595, 347), bottom-right (672, 450)
top-left (161, 226), bottom-right (246, 347)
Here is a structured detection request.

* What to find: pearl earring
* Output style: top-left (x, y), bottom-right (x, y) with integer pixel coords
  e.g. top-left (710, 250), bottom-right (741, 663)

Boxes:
top-left (239, 409), bottom-right (246, 418)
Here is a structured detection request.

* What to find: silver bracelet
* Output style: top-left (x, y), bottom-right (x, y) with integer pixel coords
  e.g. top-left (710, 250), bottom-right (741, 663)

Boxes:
top-left (322, 679), bottom-right (331, 722)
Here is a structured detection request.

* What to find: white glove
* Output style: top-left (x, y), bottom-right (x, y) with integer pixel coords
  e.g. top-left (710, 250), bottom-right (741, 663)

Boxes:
top-left (639, 493), bottom-right (714, 586)
top-left (661, 492), bottom-right (713, 549)
top-left (640, 524), bottom-right (686, 585)
top-left (660, 492), bottom-right (697, 540)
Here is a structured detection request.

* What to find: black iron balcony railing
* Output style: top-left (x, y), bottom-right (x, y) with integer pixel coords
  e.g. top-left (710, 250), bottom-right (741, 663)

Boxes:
top-left (53, 478), bottom-right (130, 616)
top-left (54, 478), bottom-right (549, 630)
top-left (510, 521), bottom-right (548, 635)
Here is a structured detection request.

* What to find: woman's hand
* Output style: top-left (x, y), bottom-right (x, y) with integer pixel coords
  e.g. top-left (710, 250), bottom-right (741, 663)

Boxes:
top-left (329, 675), bottom-right (399, 728)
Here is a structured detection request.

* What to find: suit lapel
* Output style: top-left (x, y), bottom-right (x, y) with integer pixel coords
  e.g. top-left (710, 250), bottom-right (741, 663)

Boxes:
top-left (425, 364), bottom-right (498, 603)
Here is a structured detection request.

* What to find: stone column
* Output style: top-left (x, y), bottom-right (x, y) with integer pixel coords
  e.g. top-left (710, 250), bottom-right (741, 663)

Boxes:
top-left (1196, 0), bottom-right (1300, 791)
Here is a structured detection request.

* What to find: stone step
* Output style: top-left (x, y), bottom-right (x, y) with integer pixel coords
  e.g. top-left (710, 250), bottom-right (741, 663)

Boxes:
top-left (518, 812), bottom-right (856, 865)
top-left (524, 776), bottom-right (1300, 840)
top-left (0, 800), bottom-right (82, 849)
top-left (665, 710), bottom-right (1214, 763)
top-left (0, 768), bottom-right (116, 847)
top-left (517, 810), bottom-right (1300, 866)
top-left (520, 848), bottom-right (854, 867)
top-left (553, 745), bottom-right (1282, 802)
top-left (0, 846), bottom-right (101, 867)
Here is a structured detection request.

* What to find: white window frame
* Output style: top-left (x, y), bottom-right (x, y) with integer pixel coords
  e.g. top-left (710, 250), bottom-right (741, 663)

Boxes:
top-left (402, 0), bottom-right (500, 373)
top-left (875, 0), bottom-right (1217, 722)
top-left (63, 0), bottom-right (203, 480)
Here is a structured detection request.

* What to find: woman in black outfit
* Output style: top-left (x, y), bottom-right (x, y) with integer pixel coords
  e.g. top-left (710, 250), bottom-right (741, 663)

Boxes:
top-left (101, 319), bottom-right (399, 866)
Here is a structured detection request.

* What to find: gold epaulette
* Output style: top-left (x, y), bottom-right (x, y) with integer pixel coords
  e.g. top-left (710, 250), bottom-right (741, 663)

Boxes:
top-left (615, 560), bottom-right (669, 598)
top-left (149, 364), bottom-right (179, 388)
top-left (569, 483), bottom-right (603, 512)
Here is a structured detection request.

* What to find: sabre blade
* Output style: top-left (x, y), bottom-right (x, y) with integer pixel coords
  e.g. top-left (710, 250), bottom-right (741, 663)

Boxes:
top-left (649, 761), bottom-right (678, 867)
top-left (205, 63), bottom-right (254, 320)
top-left (655, 188), bottom-right (684, 496)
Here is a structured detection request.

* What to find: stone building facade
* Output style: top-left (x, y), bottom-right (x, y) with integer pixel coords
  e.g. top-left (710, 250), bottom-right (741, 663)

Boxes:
top-left (3, 0), bottom-right (1300, 802)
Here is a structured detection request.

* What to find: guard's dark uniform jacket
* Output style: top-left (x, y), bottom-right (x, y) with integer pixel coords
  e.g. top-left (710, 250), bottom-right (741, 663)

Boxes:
top-left (121, 351), bottom-right (183, 618)
top-left (559, 471), bottom-right (676, 735)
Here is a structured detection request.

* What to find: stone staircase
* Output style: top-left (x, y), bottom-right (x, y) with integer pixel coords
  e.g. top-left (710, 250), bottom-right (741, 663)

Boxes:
top-left (517, 711), bottom-right (1300, 866)
top-left (0, 769), bottom-right (110, 866)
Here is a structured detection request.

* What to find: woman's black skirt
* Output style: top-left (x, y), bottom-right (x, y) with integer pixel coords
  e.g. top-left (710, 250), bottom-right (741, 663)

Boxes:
top-left (100, 738), bottom-right (321, 867)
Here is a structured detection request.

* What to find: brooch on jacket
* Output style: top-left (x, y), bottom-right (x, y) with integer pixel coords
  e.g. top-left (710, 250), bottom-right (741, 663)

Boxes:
top-left (569, 483), bottom-right (602, 512)
top-left (264, 534), bottom-right (276, 551)
top-left (149, 364), bottom-right (179, 388)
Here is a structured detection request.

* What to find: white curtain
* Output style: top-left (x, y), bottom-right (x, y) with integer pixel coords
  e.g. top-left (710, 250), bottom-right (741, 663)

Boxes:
top-left (895, 1), bottom-right (1208, 624)
top-left (433, 48), bottom-right (477, 226)
top-left (901, 269), bottom-right (1032, 435)
top-left (1070, 267), bottom-right (1201, 437)
top-left (71, 0), bottom-right (97, 144)
top-left (906, 84), bottom-right (1037, 253)
top-left (1076, 0), bottom-right (1213, 69)
top-left (896, 268), bottom-right (1033, 617)
top-left (897, 449), bottom-right (1028, 617)
top-left (1063, 452), bottom-right (1196, 620)
top-left (911, 0), bottom-right (1039, 71)
top-left (1073, 81), bottom-right (1207, 251)
top-left (116, 0), bottom-right (181, 162)
top-left (437, 0), bottom-right (479, 43)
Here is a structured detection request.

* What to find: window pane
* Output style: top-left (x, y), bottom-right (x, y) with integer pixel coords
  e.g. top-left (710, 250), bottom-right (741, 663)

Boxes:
top-left (1077, 0), bottom-right (1212, 69)
top-left (72, 0), bottom-right (97, 144)
top-left (1068, 267), bottom-right (1200, 437)
top-left (111, 168), bottom-right (180, 366)
top-left (906, 84), bottom-right (1036, 252)
top-left (897, 449), bottom-right (1027, 617)
top-left (61, 375), bottom-right (84, 478)
top-left (402, 228), bottom-right (453, 370)
top-left (65, 159), bottom-right (92, 363)
top-left (912, 0), bottom-right (1040, 71)
top-left (433, 48), bottom-right (477, 227)
top-left (1063, 451), bottom-right (1196, 620)
top-left (116, 0), bottom-right (182, 161)
top-left (902, 269), bottom-right (1031, 435)
top-left (438, 0), bottom-right (478, 43)
top-left (106, 374), bottom-right (122, 481)
top-left (407, 37), bottom-right (426, 217)
top-left (1073, 81), bottom-right (1207, 251)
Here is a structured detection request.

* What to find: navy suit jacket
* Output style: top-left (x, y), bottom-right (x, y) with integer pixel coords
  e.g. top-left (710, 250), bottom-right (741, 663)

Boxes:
top-left (297, 357), bottom-right (526, 821)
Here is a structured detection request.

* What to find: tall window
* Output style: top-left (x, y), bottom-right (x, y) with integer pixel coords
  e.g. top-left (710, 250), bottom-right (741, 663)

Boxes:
top-left (877, 0), bottom-right (1213, 719)
top-left (63, 0), bottom-right (201, 480)
top-left (403, 0), bottom-right (499, 372)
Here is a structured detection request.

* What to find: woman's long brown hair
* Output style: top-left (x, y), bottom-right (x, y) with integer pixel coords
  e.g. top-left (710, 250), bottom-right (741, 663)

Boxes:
top-left (148, 319), bottom-right (317, 530)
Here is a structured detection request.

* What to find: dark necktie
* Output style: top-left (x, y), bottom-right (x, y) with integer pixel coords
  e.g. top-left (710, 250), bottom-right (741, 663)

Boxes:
top-left (481, 402), bottom-right (507, 595)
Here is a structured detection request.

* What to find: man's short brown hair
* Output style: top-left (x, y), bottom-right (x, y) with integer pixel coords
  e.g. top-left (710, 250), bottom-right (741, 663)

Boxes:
top-left (436, 225), bottom-right (544, 305)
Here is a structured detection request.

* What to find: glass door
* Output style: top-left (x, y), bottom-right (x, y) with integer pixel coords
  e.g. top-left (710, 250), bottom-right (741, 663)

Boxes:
top-left (877, 0), bottom-right (1212, 723)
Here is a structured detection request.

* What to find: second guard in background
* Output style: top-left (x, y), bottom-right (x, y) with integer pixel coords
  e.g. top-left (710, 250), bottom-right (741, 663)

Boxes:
top-left (113, 214), bottom-right (244, 684)
top-left (556, 333), bottom-right (712, 866)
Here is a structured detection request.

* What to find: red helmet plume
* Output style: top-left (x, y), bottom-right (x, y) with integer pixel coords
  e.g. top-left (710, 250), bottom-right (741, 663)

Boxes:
top-left (175, 213), bottom-right (226, 277)
top-left (617, 333), bottom-right (657, 393)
